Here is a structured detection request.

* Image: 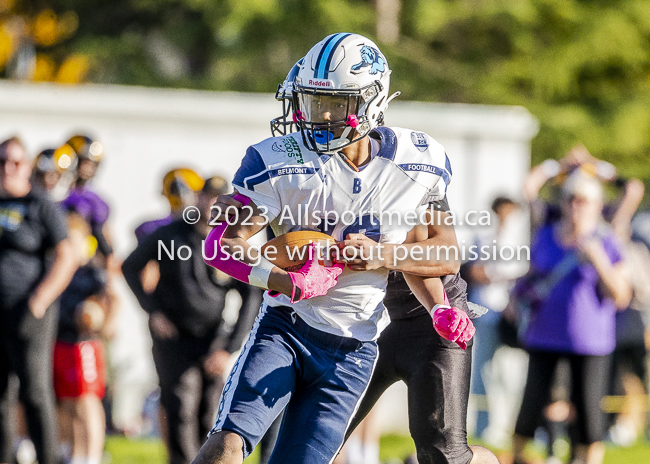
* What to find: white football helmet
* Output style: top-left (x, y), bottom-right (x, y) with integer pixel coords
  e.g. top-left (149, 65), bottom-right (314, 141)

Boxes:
top-left (270, 58), bottom-right (304, 137)
top-left (292, 33), bottom-right (398, 153)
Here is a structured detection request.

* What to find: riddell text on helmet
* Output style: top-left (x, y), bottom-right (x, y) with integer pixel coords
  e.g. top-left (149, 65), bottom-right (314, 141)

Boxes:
top-left (307, 79), bottom-right (333, 87)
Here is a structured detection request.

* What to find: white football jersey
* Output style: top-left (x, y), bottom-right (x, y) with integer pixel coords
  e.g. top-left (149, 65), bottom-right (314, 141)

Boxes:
top-left (233, 126), bottom-right (452, 341)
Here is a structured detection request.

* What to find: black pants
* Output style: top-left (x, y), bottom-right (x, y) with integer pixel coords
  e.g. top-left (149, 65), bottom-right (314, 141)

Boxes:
top-left (152, 337), bottom-right (225, 464)
top-left (0, 304), bottom-right (59, 464)
top-left (346, 314), bottom-right (474, 464)
top-left (515, 350), bottom-right (611, 445)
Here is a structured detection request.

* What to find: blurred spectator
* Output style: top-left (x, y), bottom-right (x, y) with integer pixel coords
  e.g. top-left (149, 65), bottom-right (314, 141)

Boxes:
top-left (512, 171), bottom-right (632, 464)
top-left (121, 176), bottom-right (262, 464)
top-left (523, 144), bottom-right (618, 229)
top-left (608, 242), bottom-right (650, 446)
top-left (466, 196), bottom-right (528, 447)
top-left (522, 146), bottom-right (649, 455)
top-left (0, 136), bottom-right (77, 464)
top-left (606, 178), bottom-right (649, 446)
top-left (135, 167), bottom-right (206, 245)
top-left (54, 213), bottom-right (118, 464)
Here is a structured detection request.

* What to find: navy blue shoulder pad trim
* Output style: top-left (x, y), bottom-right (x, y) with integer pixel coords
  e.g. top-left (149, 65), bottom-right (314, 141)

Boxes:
top-left (233, 146), bottom-right (268, 190)
top-left (373, 126), bottom-right (397, 161)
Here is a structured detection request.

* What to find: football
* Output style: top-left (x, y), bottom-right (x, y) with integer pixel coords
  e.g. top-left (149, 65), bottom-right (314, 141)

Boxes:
top-left (261, 231), bottom-right (336, 271)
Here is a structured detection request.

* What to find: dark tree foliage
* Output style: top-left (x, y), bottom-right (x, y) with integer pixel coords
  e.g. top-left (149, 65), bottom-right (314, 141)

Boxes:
top-left (3, 0), bottom-right (650, 177)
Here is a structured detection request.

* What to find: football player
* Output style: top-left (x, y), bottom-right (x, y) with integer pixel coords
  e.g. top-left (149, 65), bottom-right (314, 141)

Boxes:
top-left (61, 135), bottom-right (113, 262)
top-left (217, 55), bottom-right (500, 464)
top-left (133, 168), bottom-right (207, 312)
top-left (31, 144), bottom-right (77, 198)
top-left (193, 33), bottom-right (476, 464)
top-left (134, 167), bottom-right (206, 244)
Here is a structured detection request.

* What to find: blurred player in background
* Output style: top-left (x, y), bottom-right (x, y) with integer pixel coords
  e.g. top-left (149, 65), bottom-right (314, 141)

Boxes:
top-left (31, 144), bottom-right (78, 200)
top-left (61, 135), bottom-right (114, 265)
top-left (135, 167), bottom-right (206, 244)
top-left (60, 134), bottom-right (123, 435)
top-left (134, 168), bottom-right (206, 294)
top-left (194, 33), bottom-right (476, 464)
top-left (122, 176), bottom-right (262, 464)
top-left (54, 212), bottom-right (118, 464)
top-left (0, 136), bottom-right (77, 464)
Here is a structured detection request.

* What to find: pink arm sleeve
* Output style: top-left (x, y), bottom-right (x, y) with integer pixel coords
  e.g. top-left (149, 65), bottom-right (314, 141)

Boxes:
top-left (203, 194), bottom-right (256, 283)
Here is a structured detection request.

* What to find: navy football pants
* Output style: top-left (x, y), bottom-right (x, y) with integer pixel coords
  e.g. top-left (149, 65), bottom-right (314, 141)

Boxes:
top-left (210, 303), bottom-right (378, 464)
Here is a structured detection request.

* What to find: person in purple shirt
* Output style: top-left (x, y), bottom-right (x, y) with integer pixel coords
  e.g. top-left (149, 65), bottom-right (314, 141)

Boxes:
top-left (61, 135), bottom-right (113, 258)
top-left (134, 168), bottom-right (206, 244)
top-left (512, 171), bottom-right (632, 464)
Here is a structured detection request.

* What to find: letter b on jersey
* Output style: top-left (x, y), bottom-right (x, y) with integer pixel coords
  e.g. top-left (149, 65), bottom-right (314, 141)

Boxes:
top-left (353, 178), bottom-right (362, 194)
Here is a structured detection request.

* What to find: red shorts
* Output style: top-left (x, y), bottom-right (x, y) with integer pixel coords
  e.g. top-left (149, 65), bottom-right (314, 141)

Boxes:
top-left (53, 340), bottom-right (106, 399)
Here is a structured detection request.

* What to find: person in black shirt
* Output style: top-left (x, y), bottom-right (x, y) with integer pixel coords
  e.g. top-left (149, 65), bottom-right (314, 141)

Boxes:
top-left (122, 176), bottom-right (262, 464)
top-left (0, 137), bottom-right (77, 464)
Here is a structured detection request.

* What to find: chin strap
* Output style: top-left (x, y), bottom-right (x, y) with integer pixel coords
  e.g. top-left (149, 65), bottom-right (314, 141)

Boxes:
top-left (203, 194), bottom-right (274, 289)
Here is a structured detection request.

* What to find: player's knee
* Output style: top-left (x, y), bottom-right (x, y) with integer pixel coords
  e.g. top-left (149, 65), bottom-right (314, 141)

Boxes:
top-left (469, 445), bottom-right (500, 464)
top-left (219, 431), bottom-right (245, 456)
top-left (192, 431), bottom-right (244, 464)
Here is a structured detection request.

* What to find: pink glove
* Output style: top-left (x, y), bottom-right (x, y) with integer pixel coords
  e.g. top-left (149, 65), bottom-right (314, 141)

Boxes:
top-left (287, 243), bottom-right (344, 303)
top-left (432, 305), bottom-right (475, 350)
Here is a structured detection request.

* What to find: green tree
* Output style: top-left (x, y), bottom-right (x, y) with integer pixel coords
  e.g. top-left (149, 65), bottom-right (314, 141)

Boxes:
top-left (5, 0), bottom-right (650, 179)
top-left (396, 0), bottom-right (650, 177)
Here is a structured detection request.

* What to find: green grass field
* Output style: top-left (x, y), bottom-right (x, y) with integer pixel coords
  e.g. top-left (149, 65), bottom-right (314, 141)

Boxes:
top-left (104, 434), bottom-right (650, 464)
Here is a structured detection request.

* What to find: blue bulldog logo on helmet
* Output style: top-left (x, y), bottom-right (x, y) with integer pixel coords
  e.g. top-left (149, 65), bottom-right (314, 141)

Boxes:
top-left (350, 45), bottom-right (386, 75)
